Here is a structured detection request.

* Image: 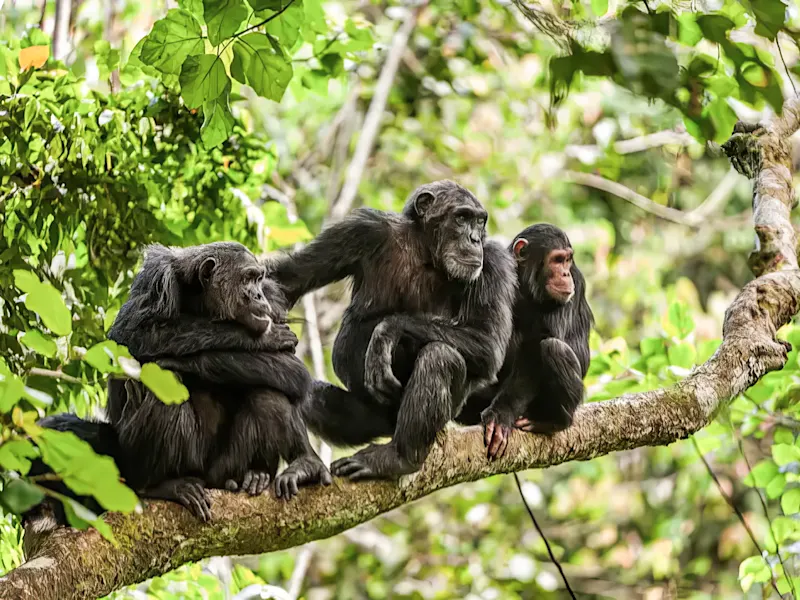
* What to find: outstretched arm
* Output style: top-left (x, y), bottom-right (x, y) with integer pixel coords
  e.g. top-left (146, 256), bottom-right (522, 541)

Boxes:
top-left (156, 351), bottom-right (312, 405)
top-left (269, 208), bottom-right (390, 306)
top-left (109, 317), bottom-right (298, 361)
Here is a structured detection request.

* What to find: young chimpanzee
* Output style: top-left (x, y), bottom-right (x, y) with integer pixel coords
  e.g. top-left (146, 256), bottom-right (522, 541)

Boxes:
top-left (457, 223), bottom-right (594, 460)
top-left (272, 180), bottom-right (517, 480)
top-left (30, 242), bottom-right (330, 525)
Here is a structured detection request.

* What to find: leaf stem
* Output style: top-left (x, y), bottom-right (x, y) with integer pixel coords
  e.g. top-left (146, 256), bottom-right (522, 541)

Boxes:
top-left (232, 0), bottom-right (297, 41)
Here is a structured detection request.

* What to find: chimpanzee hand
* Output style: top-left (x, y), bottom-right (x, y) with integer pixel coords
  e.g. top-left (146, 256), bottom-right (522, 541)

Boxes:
top-left (481, 404), bottom-right (516, 461)
top-left (265, 322), bottom-right (299, 352)
top-left (225, 471), bottom-right (271, 496)
top-left (274, 455), bottom-right (332, 499)
top-left (364, 319), bottom-right (403, 405)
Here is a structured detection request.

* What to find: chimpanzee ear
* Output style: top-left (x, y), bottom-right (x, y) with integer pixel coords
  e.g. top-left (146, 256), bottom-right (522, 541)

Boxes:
top-left (414, 191), bottom-right (435, 218)
top-left (512, 237), bottom-right (529, 258)
top-left (199, 257), bottom-right (217, 289)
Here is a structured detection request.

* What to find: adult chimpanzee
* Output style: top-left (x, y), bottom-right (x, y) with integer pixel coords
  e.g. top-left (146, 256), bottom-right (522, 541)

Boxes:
top-left (104, 242), bottom-right (331, 518)
top-left (272, 180), bottom-right (517, 480)
top-left (457, 223), bottom-right (594, 460)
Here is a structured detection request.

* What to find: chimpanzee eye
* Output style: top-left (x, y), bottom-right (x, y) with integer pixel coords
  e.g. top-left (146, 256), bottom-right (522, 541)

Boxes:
top-left (455, 215), bottom-right (467, 226)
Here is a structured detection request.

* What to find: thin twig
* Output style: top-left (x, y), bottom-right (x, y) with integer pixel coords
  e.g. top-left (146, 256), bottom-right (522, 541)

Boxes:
top-left (513, 473), bottom-right (577, 599)
top-left (690, 437), bottom-right (783, 597)
top-left (329, 4), bottom-right (426, 221)
top-left (27, 368), bottom-right (82, 385)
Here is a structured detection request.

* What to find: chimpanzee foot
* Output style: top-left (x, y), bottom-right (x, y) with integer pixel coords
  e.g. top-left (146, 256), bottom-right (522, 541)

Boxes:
top-left (225, 471), bottom-right (271, 496)
top-left (514, 416), bottom-right (570, 435)
top-left (146, 477), bottom-right (212, 522)
top-left (481, 406), bottom-right (516, 461)
top-left (274, 456), bottom-right (332, 499)
top-left (330, 443), bottom-right (418, 481)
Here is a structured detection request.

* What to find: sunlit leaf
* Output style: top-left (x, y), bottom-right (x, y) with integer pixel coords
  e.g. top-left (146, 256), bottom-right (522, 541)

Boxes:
top-left (140, 10), bottom-right (205, 75)
top-left (20, 330), bottom-right (57, 358)
top-left (265, 0), bottom-right (305, 49)
top-left (0, 440), bottom-right (39, 474)
top-left (201, 85), bottom-right (235, 148)
top-left (0, 479), bottom-right (44, 513)
top-left (140, 363), bottom-right (190, 404)
top-left (180, 54), bottom-right (229, 108)
top-left (204, 0), bottom-right (248, 46)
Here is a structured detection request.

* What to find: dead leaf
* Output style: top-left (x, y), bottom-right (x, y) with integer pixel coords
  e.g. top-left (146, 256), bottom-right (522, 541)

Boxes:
top-left (19, 45), bottom-right (49, 71)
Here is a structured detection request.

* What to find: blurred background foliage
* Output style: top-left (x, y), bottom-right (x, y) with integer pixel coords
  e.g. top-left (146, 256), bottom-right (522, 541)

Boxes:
top-left (3, 0), bottom-right (800, 597)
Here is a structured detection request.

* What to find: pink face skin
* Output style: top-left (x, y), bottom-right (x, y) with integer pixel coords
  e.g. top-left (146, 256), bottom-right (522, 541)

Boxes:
top-left (543, 248), bottom-right (574, 304)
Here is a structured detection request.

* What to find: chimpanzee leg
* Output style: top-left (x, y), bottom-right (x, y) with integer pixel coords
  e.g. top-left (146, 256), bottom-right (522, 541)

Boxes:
top-left (302, 381), bottom-right (396, 447)
top-left (331, 342), bottom-right (467, 481)
top-left (206, 389), bottom-right (331, 499)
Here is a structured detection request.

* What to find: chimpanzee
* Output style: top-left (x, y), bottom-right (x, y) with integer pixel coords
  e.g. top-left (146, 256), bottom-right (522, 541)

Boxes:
top-left (271, 180), bottom-right (517, 480)
top-left (104, 242), bottom-right (331, 516)
top-left (24, 242), bottom-right (331, 526)
top-left (457, 223), bottom-right (594, 460)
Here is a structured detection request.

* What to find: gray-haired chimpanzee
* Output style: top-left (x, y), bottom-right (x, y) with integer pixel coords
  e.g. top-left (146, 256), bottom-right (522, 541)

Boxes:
top-left (272, 180), bottom-right (517, 481)
top-left (28, 242), bottom-right (331, 525)
top-left (457, 223), bottom-right (594, 460)
top-left (106, 242), bottom-right (332, 516)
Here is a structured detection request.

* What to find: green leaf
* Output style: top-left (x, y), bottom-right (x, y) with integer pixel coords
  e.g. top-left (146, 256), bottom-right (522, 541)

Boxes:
top-left (0, 440), bottom-right (39, 474)
top-left (0, 375), bottom-right (25, 413)
top-left (782, 488), bottom-right (800, 514)
top-left (204, 0), bottom-right (248, 46)
top-left (83, 340), bottom-right (132, 374)
top-left (36, 429), bottom-right (139, 512)
top-left (265, 0), bottom-right (305, 49)
top-left (0, 479), bottom-right (44, 513)
top-left (140, 10), bottom-right (205, 75)
top-left (140, 363), bottom-right (190, 404)
top-left (24, 282), bottom-right (72, 336)
top-left (237, 33), bottom-right (293, 102)
top-left (775, 427), bottom-right (795, 445)
top-left (742, 0), bottom-right (785, 41)
top-left (676, 13), bottom-right (703, 46)
top-left (61, 497), bottom-right (117, 544)
top-left (180, 54), bottom-right (230, 109)
top-left (667, 342), bottom-right (696, 369)
top-left (94, 40), bottom-right (121, 80)
top-left (767, 473), bottom-right (787, 499)
top-left (666, 301), bottom-right (694, 339)
top-left (590, 0), bottom-right (607, 17)
top-left (695, 15), bottom-right (735, 44)
top-left (744, 459), bottom-right (778, 487)
top-left (179, 0), bottom-right (205, 20)
top-left (202, 85), bottom-right (235, 148)
top-left (640, 337), bottom-right (665, 358)
top-left (20, 330), bottom-right (57, 358)
top-left (14, 270), bottom-right (72, 336)
top-left (246, 0), bottom-right (283, 11)
top-left (772, 443), bottom-right (800, 466)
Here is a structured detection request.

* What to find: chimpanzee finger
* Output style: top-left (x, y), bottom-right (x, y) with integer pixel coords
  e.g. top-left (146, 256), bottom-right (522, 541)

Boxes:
top-left (484, 420), bottom-right (495, 449)
top-left (180, 487), bottom-right (211, 522)
top-left (288, 477), bottom-right (299, 498)
top-left (487, 426), bottom-right (506, 460)
top-left (225, 479), bottom-right (239, 492)
top-left (333, 459), bottom-right (365, 477)
top-left (257, 473), bottom-right (271, 495)
top-left (274, 476), bottom-right (287, 499)
top-left (347, 467), bottom-right (374, 481)
top-left (242, 471), bottom-right (255, 491)
top-left (246, 474), bottom-right (259, 496)
top-left (320, 469), bottom-right (333, 485)
top-left (497, 431), bottom-right (509, 459)
top-left (514, 417), bottom-right (531, 429)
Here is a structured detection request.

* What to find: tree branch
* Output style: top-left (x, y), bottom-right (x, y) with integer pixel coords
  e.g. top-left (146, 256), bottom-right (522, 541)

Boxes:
top-left (4, 99), bottom-right (800, 600)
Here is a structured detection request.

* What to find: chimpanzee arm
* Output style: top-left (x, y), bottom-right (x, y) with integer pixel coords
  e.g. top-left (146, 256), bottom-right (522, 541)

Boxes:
top-left (109, 317), bottom-right (298, 361)
top-left (269, 208), bottom-right (391, 306)
top-left (156, 351), bottom-right (312, 404)
top-left (366, 242), bottom-right (516, 382)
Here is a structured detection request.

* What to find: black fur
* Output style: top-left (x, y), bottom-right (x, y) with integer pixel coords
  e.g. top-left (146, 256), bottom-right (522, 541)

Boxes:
top-left (272, 181), bottom-right (517, 480)
top-left (457, 223), bottom-right (594, 459)
top-left (106, 242), bottom-right (331, 516)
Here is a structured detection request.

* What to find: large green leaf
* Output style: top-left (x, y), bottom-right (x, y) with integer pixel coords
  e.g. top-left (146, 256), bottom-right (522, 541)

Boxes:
top-left (20, 330), bottom-right (57, 358)
top-left (140, 10), bottom-right (205, 75)
top-left (140, 363), bottom-right (190, 404)
top-left (246, 0), bottom-right (283, 11)
top-left (236, 33), bottom-right (293, 101)
top-left (742, 0), bottom-right (786, 41)
top-left (0, 479), bottom-right (44, 513)
top-left (264, 0), bottom-right (305, 49)
top-left (180, 54), bottom-right (230, 108)
top-left (36, 429), bottom-right (139, 512)
top-left (204, 0), bottom-right (249, 46)
top-left (13, 270), bottom-right (72, 336)
top-left (202, 84), bottom-right (235, 148)
top-left (0, 439), bottom-right (39, 474)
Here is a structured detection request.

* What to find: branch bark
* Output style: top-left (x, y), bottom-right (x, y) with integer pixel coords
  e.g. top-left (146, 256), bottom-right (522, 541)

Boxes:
top-left (3, 102), bottom-right (800, 600)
